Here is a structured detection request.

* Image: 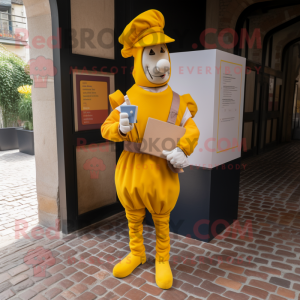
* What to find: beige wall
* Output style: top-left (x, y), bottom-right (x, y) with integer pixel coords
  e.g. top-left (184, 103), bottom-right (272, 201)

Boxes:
top-left (23, 0), bottom-right (59, 229)
top-left (2, 43), bottom-right (28, 61)
top-left (12, 3), bottom-right (30, 61)
top-left (70, 0), bottom-right (114, 59)
top-left (11, 3), bottom-right (27, 31)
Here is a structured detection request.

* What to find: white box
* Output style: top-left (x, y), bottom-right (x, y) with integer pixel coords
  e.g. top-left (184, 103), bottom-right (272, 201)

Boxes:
top-left (169, 49), bottom-right (246, 168)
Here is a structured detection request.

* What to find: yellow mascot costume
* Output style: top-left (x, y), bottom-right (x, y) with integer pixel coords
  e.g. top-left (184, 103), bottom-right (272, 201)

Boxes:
top-left (101, 9), bottom-right (200, 289)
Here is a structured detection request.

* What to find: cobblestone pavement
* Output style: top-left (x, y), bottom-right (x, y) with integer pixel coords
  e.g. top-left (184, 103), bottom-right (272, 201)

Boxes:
top-left (0, 150), bottom-right (38, 247)
top-left (0, 142), bottom-right (300, 300)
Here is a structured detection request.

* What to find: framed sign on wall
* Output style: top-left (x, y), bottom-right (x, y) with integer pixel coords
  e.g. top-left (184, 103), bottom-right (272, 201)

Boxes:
top-left (72, 69), bottom-right (115, 132)
top-left (71, 69), bottom-right (118, 216)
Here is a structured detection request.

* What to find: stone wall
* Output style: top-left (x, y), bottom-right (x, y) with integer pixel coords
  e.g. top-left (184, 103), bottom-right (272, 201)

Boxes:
top-left (206, 0), bottom-right (300, 65)
top-left (23, 0), bottom-right (59, 229)
top-left (248, 5), bottom-right (300, 65)
top-left (206, 0), bottom-right (271, 53)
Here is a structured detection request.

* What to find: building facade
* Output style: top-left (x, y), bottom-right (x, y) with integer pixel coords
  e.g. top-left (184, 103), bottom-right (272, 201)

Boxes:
top-left (0, 0), bottom-right (29, 61)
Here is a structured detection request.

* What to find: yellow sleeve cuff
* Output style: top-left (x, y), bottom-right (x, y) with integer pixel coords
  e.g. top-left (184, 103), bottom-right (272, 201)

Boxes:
top-left (118, 125), bottom-right (128, 140)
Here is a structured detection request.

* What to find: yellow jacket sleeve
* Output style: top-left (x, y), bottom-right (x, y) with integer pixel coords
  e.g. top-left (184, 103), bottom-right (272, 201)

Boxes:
top-left (177, 118), bottom-right (200, 156)
top-left (181, 93), bottom-right (197, 118)
top-left (176, 94), bottom-right (200, 156)
top-left (109, 90), bottom-right (125, 109)
top-left (101, 109), bottom-right (128, 142)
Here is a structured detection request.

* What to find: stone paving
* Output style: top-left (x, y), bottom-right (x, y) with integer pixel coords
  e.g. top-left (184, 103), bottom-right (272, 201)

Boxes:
top-left (0, 150), bottom-right (38, 247)
top-left (0, 142), bottom-right (300, 300)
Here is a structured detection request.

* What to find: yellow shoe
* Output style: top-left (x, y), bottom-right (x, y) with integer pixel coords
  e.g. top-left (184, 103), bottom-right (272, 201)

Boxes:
top-left (113, 252), bottom-right (146, 278)
top-left (155, 260), bottom-right (173, 289)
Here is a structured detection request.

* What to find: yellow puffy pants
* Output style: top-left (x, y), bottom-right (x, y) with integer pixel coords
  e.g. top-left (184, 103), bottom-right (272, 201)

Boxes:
top-left (126, 208), bottom-right (171, 261)
top-left (115, 151), bottom-right (180, 262)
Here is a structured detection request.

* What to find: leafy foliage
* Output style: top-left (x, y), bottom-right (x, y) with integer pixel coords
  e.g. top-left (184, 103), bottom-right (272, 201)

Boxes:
top-left (18, 92), bottom-right (33, 130)
top-left (0, 45), bottom-right (32, 127)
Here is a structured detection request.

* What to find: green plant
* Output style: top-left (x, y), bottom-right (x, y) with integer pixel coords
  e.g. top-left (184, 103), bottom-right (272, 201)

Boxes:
top-left (0, 44), bottom-right (32, 128)
top-left (18, 91), bottom-right (33, 130)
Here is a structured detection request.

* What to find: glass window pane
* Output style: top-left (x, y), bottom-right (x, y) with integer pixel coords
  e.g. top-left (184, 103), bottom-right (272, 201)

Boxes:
top-left (256, 82), bottom-right (261, 111)
top-left (292, 84), bottom-right (299, 129)
top-left (254, 123), bottom-right (258, 147)
top-left (272, 119), bottom-right (277, 142)
top-left (243, 121), bottom-right (253, 150)
top-left (244, 71), bottom-right (255, 112)
top-left (274, 78), bottom-right (282, 111)
top-left (268, 76), bottom-right (274, 111)
top-left (265, 119), bottom-right (271, 144)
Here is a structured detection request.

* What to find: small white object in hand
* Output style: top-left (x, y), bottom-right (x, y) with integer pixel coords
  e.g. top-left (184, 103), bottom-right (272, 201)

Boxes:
top-left (124, 95), bottom-right (131, 105)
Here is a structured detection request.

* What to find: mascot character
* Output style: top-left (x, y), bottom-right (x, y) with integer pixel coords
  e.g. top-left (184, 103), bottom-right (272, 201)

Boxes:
top-left (101, 9), bottom-right (200, 289)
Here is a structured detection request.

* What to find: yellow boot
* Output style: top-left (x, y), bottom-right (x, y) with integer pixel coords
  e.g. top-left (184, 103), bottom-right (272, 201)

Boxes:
top-left (155, 260), bottom-right (173, 289)
top-left (113, 252), bottom-right (146, 278)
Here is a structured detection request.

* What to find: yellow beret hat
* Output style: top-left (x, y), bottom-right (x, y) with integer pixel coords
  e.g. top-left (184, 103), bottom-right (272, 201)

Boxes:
top-left (119, 9), bottom-right (175, 58)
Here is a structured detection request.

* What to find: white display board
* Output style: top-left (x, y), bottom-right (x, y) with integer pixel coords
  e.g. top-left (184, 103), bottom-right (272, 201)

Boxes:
top-left (169, 50), bottom-right (246, 168)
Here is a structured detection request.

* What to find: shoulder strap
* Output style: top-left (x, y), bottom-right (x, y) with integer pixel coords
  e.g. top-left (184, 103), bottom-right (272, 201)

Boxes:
top-left (167, 91), bottom-right (180, 125)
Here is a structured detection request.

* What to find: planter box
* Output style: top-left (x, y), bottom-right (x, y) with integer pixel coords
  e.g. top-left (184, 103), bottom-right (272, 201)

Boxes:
top-left (0, 127), bottom-right (19, 151)
top-left (16, 129), bottom-right (35, 155)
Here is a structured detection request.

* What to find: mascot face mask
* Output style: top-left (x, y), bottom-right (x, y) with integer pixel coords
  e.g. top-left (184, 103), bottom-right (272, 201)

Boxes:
top-left (142, 44), bottom-right (171, 85)
top-left (131, 44), bottom-right (172, 87)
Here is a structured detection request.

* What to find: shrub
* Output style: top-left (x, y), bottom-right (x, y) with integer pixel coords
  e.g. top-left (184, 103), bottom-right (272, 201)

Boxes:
top-left (0, 44), bottom-right (32, 128)
top-left (18, 85), bottom-right (33, 130)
